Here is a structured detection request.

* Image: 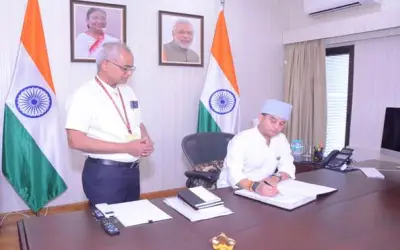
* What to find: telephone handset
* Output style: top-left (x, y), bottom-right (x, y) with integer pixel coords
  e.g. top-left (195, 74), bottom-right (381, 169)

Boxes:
top-left (322, 147), bottom-right (354, 168)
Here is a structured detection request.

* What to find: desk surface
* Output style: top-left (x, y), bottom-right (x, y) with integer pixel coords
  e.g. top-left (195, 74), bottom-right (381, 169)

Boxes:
top-left (18, 169), bottom-right (400, 250)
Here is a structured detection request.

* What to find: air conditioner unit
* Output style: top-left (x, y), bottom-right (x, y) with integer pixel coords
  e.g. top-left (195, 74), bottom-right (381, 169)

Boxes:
top-left (304, 0), bottom-right (382, 16)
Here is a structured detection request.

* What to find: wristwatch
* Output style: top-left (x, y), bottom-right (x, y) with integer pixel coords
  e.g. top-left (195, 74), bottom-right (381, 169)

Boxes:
top-left (251, 181), bottom-right (260, 192)
top-left (273, 172), bottom-right (282, 182)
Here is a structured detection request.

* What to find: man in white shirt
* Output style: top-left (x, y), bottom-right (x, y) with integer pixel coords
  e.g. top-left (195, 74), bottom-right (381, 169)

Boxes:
top-left (66, 42), bottom-right (154, 206)
top-left (217, 99), bottom-right (295, 196)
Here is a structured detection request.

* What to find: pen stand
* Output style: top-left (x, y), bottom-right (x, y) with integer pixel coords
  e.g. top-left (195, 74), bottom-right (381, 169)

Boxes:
top-left (313, 149), bottom-right (324, 163)
top-left (210, 232), bottom-right (236, 250)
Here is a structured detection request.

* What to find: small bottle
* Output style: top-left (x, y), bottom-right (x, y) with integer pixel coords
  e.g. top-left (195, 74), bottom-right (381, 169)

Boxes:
top-left (292, 139), bottom-right (302, 156)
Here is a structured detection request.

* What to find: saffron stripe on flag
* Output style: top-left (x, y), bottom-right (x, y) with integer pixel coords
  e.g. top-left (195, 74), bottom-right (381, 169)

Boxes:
top-left (211, 11), bottom-right (239, 95)
top-left (21, 0), bottom-right (55, 93)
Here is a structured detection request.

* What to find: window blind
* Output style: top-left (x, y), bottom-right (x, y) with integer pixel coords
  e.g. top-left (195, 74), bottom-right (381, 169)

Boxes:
top-left (325, 54), bottom-right (350, 155)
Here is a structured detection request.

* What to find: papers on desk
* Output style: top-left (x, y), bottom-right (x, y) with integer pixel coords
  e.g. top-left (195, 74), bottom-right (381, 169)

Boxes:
top-left (163, 197), bottom-right (233, 222)
top-left (277, 179), bottom-right (337, 197)
top-left (358, 167), bottom-right (385, 179)
top-left (234, 180), bottom-right (337, 211)
top-left (235, 189), bottom-right (314, 211)
top-left (165, 186), bottom-right (232, 222)
top-left (97, 200), bottom-right (172, 227)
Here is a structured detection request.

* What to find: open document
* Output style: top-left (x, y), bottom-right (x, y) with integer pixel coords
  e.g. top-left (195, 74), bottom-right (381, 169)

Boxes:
top-left (98, 199), bottom-right (172, 227)
top-left (164, 196), bottom-right (233, 222)
top-left (234, 179), bottom-right (337, 211)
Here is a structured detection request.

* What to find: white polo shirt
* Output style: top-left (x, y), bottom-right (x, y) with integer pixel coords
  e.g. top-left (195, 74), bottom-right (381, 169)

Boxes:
top-left (65, 76), bottom-right (141, 162)
top-left (217, 127), bottom-right (296, 188)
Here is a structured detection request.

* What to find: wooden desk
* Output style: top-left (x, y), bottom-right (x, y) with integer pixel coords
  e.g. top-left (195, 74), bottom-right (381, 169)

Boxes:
top-left (18, 169), bottom-right (400, 250)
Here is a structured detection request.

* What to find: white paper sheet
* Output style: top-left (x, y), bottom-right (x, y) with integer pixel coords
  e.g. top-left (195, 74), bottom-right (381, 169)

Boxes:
top-left (110, 199), bottom-right (172, 227)
top-left (163, 197), bottom-right (233, 222)
top-left (277, 179), bottom-right (337, 197)
top-left (358, 167), bottom-right (385, 179)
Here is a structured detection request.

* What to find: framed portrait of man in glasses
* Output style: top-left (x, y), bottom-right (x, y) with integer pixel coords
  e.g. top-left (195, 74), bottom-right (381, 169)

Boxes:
top-left (158, 10), bottom-right (204, 67)
top-left (70, 0), bottom-right (127, 63)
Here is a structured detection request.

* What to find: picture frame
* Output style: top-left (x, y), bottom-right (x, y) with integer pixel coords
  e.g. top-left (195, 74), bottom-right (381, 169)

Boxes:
top-left (70, 0), bottom-right (127, 63)
top-left (158, 10), bottom-right (204, 67)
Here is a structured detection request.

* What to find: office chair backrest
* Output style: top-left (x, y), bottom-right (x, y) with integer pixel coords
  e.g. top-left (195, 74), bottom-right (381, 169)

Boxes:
top-left (182, 132), bottom-right (234, 167)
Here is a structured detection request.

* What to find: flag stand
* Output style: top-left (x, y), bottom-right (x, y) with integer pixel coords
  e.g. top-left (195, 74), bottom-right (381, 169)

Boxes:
top-left (34, 209), bottom-right (41, 217)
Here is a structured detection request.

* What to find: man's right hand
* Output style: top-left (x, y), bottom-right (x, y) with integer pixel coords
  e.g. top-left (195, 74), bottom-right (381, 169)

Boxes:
top-left (255, 182), bottom-right (279, 197)
top-left (126, 139), bottom-right (154, 157)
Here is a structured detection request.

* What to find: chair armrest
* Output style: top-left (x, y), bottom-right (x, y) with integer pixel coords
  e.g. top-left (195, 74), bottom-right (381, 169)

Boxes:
top-left (184, 171), bottom-right (219, 182)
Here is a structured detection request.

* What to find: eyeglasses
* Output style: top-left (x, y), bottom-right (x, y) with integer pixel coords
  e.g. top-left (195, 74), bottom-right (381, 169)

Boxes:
top-left (107, 60), bottom-right (136, 73)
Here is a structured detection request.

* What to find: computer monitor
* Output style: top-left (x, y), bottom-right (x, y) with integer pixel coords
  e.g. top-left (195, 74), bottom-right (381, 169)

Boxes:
top-left (380, 107), bottom-right (400, 159)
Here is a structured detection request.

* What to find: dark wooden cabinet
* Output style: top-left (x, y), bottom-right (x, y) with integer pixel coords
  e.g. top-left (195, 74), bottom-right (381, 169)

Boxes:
top-left (293, 155), bottom-right (322, 174)
top-left (295, 163), bottom-right (321, 174)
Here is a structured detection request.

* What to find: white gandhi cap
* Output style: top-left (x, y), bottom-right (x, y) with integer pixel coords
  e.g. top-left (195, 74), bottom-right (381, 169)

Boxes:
top-left (261, 99), bottom-right (293, 121)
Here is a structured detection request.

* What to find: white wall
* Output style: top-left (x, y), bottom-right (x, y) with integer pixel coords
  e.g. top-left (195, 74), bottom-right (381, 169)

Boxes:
top-left (0, 0), bottom-right (286, 213)
top-left (282, 0), bottom-right (400, 44)
top-left (329, 34), bottom-right (400, 164)
top-left (347, 35), bottom-right (400, 153)
top-left (281, 0), bottom-right (400, 163)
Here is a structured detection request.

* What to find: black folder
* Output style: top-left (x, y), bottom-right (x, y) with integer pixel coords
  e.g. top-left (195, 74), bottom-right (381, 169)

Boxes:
top-left (177, 188), bottom-right (223, 210)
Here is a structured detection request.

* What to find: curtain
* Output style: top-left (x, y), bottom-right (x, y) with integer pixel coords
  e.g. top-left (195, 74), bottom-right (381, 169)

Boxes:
top-left (283, 40), bottom-right (327, 149)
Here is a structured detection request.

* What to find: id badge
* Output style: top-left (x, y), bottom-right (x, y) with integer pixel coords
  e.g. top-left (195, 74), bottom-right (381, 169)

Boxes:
top-left (126, 133), bottom-right (140, 141)
top-left (130, 101), bottom-right (138, 109)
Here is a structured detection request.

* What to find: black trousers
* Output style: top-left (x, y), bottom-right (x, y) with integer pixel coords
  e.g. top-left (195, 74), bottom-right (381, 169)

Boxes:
top-left (82, 158), bottom-right (140, 207)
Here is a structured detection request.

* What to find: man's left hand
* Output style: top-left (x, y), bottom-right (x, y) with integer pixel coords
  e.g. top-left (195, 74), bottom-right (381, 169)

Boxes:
top-left (140, 137), bottom-right (154, 157)
top-left (263, 176), bottom-right (279, 187)
top-left (263, 172), bottom-right (290, 186)
top-left (279, 172), bottom-right (290, 181)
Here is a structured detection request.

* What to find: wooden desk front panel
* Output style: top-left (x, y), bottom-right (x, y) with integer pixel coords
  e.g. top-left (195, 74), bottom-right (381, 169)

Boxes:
top-left (18, 169), bottom-right (400, 250)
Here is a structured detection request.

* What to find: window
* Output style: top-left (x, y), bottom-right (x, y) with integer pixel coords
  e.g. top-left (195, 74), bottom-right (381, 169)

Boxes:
top-left (325, 46), bottom-right (354, 154)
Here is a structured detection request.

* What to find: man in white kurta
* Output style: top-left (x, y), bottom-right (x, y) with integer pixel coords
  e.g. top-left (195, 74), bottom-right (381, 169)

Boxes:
top-left (217, 99), bottom-right (295, 196)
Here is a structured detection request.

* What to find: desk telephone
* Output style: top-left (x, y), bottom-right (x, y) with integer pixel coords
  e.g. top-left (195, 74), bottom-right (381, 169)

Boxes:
top-left (322, 147), bottom-right (354, 168)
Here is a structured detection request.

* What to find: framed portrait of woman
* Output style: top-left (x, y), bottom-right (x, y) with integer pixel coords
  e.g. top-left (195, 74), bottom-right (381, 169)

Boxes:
top-left (70, 0), bottom-right (127, 63)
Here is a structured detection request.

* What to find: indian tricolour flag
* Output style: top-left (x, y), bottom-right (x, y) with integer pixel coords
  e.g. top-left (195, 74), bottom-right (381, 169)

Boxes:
top-left (197, 9), bottom-right (240, 133)
top-left (2, 0), bottom-right (67, 212)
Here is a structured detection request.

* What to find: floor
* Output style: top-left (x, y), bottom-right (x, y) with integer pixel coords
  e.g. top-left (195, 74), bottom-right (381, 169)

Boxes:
top-left (0, 213), bottom-right (22, 250)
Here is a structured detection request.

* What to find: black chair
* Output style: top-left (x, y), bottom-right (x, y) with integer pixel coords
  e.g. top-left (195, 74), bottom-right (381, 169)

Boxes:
top-left (182, 132), bottom-right (234, 189)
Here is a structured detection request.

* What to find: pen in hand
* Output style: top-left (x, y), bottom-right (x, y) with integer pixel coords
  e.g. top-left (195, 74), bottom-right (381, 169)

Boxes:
top-left (263, 181), bottom-right (283, 196)
top-left (263, 181), bottom-right (273, 187)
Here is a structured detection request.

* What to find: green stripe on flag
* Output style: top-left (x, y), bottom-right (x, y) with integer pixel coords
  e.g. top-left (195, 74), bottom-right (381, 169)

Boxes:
top-left (197, 102), bottom-right (221, 133)
top-left (2, 105), bottom-right (67, 212)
